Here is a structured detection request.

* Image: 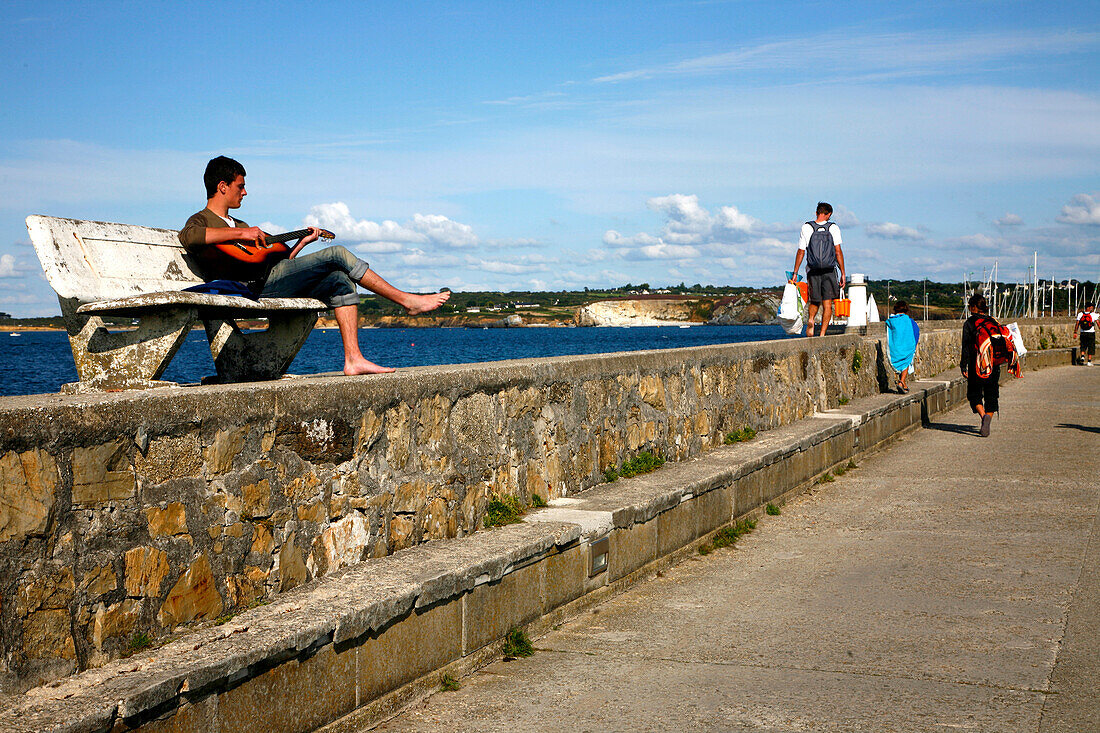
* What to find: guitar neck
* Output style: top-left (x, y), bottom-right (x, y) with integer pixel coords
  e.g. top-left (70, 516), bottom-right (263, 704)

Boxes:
top-left (264, 228), bottom-right (314, 245)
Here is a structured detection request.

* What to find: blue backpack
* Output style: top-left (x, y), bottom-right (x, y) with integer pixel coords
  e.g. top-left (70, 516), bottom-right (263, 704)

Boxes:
top-left (805, 221), bottom-right (837, 272)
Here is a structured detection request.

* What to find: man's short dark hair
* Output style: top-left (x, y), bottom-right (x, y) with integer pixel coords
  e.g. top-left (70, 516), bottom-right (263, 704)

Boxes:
top-left (816, 202), bottom-right (833, 216)
top-left (204, 156), bottom-right (246, 198)
top-left (893, 300), bottom-right (909, 314)
top-left (968, 293), bottom-right (988, 313)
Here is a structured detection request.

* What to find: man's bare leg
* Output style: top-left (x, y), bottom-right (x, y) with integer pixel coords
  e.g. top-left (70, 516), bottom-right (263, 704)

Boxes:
top-left (334, 304), bottom-right (394, 375)
top-left (359, 269), bottom-right (450, 315)
top-left (819, 299), bottom-right (834, 336)
top-left (805, 303), bottom-right (819, 337)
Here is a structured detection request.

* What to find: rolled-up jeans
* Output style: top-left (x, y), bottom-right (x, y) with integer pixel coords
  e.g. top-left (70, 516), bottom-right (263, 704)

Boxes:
top-left (259, 246), bottom-right (370, 308)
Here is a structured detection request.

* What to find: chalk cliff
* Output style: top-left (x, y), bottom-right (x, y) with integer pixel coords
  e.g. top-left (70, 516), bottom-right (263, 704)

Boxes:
top-left (575, 299), bottom-right (700, 326)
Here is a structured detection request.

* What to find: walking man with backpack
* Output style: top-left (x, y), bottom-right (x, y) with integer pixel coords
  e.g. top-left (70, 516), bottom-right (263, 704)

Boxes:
top-left (960, 293), bottom-right (1010, 437)
top-left (791, 202), bottom-right (846, 337)
top-left (1073, 302), bottom-right (1095, 366)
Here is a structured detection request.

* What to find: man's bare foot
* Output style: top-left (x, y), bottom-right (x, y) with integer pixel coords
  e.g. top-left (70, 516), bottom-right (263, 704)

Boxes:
top-left (403, 290), bottom-right (451, 315)
top-left (344, 357), bottom-right (396, 376)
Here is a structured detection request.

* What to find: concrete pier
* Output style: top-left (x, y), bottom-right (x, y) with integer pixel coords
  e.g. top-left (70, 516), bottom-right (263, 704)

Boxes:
top-left (374, 365), bottom-right (1100, 733)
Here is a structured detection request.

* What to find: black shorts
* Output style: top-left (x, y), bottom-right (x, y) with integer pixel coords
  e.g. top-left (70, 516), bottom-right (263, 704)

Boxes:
top-left (807, 269), bottom-right (840, 304)
top-left (967, 367), bottom-right (1000, 413)
top-left (1082, 331), bottom-right (1095, 356)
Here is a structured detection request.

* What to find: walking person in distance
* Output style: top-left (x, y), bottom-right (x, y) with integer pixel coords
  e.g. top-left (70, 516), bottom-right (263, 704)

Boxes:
top-left (1073, 302), bottom-right (1096, 366)
top-left (960, 294), bottom-right (1000, 437)
top-left (790, 202), bottom-right (846, 337)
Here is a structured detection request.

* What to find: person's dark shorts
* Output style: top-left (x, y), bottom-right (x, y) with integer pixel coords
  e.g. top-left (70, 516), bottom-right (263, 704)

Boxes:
top-left (807, 269), bottom-right (840, 304)
top-left (967, 366), bottom-right (1000, 414)
top-left (1082, 331), bottom-right (1096, 356)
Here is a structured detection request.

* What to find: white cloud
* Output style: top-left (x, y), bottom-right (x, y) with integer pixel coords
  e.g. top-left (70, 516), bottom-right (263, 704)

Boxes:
top-left (353, 242), bottom-right (405, 254)
top-left (865, 222), bottom-right (924, 240)
top-left (1057, 193), bottom-right (1100, 225)
top-left (636, 243), bottom-right (701, 260)
top-left (593, 30), bottom-right (1100, 84)
top-left (603, 230), bottom-right (662, 248)
top-left (0, 255), bottom-right (19, 278)
top-left (995, 213), bottom-right (1024, 227)
top-left (830, 205), bottom-right (861, 228)
top-left (257, 221), bottom-right (288, 235)
top-left (304, 202), bottom-right (480, 250)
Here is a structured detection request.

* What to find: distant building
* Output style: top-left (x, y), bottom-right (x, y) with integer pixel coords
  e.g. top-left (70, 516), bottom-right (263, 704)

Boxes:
top-left (465, 307), bottom-right (481, 313)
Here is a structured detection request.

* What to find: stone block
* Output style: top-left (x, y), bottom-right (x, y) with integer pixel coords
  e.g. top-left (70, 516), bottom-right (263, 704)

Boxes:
top-left (657, 500), bottom-right (698, 557)
top-left (277, 534), bottom-right (309, 592)
top-left (463, 561), bottom-right (543, 654)
top-left (72, 441), bottom-right (134, 506)
top-left (250, 522), bottom-right (274, 555)
top-left (92, 598), bottom-right (142, 650)
top-left (422, 496), bottom-right (456, 540)
top-left (226, 566), bottom-right (269, 608)
top-left (217, 643), bottom-right (356, 733)
top-left (18, 568), bottom-right (74, 615)
top-left (393, 478), bottom-right (430, 514)
top-left (357, 600), bottom-right (463, 702)
top-left (158, 554), bottom-right (223, 628)
top-left (388, 515), bottom-right (416, 552)
top-left (23, 608), bottom-right (76, 660)
top-left (124, 546), bottom-right (171, 598)
top-left (384, 402), bottom-right (413, 469)
top-left (609, 521), bottom-right (657, 582)
top-left (145, 503), bottom-right (187, 537)
top-left (0, 448), bottom-right (58, 543)
top-left (241, 478), bottom-right (272, 519)
top-left (543, 545), bottom-right (586, 613)
top-left (638, 374), bottom-right (666, 410)
top-left (80, 564), bottom-right (118, 600)
top-left (204, 427), bottom-right (247, 475)
top-left (135, 434), bottom-right (201, 486)
top-left (306, 512), bottom-right (371, 577)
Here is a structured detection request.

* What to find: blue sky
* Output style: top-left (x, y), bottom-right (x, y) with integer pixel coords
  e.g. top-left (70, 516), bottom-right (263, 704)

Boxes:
top-left (1, 0), bottom-right (1098, 316)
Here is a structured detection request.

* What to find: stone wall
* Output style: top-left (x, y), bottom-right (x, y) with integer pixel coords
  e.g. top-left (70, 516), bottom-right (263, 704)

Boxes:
top-left (0, 321), bottom-right (1073, 692)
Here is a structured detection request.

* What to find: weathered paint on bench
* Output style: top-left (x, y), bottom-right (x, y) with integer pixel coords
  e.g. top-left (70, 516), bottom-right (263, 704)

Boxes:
top-left (27, 215), bottom-right (327, 392)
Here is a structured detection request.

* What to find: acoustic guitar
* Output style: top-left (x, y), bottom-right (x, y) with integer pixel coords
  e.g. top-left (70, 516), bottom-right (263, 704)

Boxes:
top-left (212, 227), bottom-right (336, 265)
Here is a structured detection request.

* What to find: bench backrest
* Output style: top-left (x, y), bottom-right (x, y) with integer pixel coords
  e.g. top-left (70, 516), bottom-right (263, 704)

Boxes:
top-left (26, 215), bottom-right (205, 304)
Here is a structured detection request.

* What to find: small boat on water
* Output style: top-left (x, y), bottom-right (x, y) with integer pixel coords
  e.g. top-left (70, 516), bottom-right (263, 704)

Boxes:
top-left (9, 333), bottom-right (19, 337)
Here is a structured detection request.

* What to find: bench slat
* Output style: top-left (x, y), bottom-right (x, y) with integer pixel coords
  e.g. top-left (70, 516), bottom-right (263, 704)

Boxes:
top-left (76, 291), bottom-right (326, 315)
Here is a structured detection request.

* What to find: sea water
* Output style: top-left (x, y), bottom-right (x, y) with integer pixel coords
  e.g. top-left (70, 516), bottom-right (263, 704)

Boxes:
top-left (0, 325), bottom-right (795, 397)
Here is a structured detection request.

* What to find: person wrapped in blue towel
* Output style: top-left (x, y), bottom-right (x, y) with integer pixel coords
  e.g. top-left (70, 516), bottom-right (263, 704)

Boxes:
top-left (885, 300), bottom-right (919, 393)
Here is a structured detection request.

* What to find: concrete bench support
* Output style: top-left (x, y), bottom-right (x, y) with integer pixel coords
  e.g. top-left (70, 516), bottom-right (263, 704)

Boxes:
top-left (205, 311), bottom-right (318, 383)
top-left (65, 304), bottom-right (198, 391)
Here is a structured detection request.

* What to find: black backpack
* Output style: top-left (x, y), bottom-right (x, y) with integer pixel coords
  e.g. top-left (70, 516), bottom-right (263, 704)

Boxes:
top-left (805, 221), bottom-right (837, 272)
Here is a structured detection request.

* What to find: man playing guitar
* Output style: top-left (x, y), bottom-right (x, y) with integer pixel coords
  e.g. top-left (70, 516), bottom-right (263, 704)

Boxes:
top-left (179, 156), bottom-right (450, 375)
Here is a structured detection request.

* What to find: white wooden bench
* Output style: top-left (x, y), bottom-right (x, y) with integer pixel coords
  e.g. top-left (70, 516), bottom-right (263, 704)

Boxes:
top-left (27, 215), bottom-right (327, 392)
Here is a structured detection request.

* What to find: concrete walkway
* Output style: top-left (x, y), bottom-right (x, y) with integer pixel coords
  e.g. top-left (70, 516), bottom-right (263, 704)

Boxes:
top-left (374, 366), bottom-right (1099, 733)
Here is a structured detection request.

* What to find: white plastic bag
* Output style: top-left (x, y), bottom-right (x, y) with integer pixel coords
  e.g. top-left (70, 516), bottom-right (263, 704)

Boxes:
top-left (778, 282), bottom-right (805, 335)
top-left (1005, 322), bottom-right (1027, 356)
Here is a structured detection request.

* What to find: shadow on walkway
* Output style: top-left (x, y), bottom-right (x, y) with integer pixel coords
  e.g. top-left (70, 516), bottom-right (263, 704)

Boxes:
top-left (922, 420), bottom-right (980, 436)
top-left (1055, 423), bottom-right (1100, 434)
